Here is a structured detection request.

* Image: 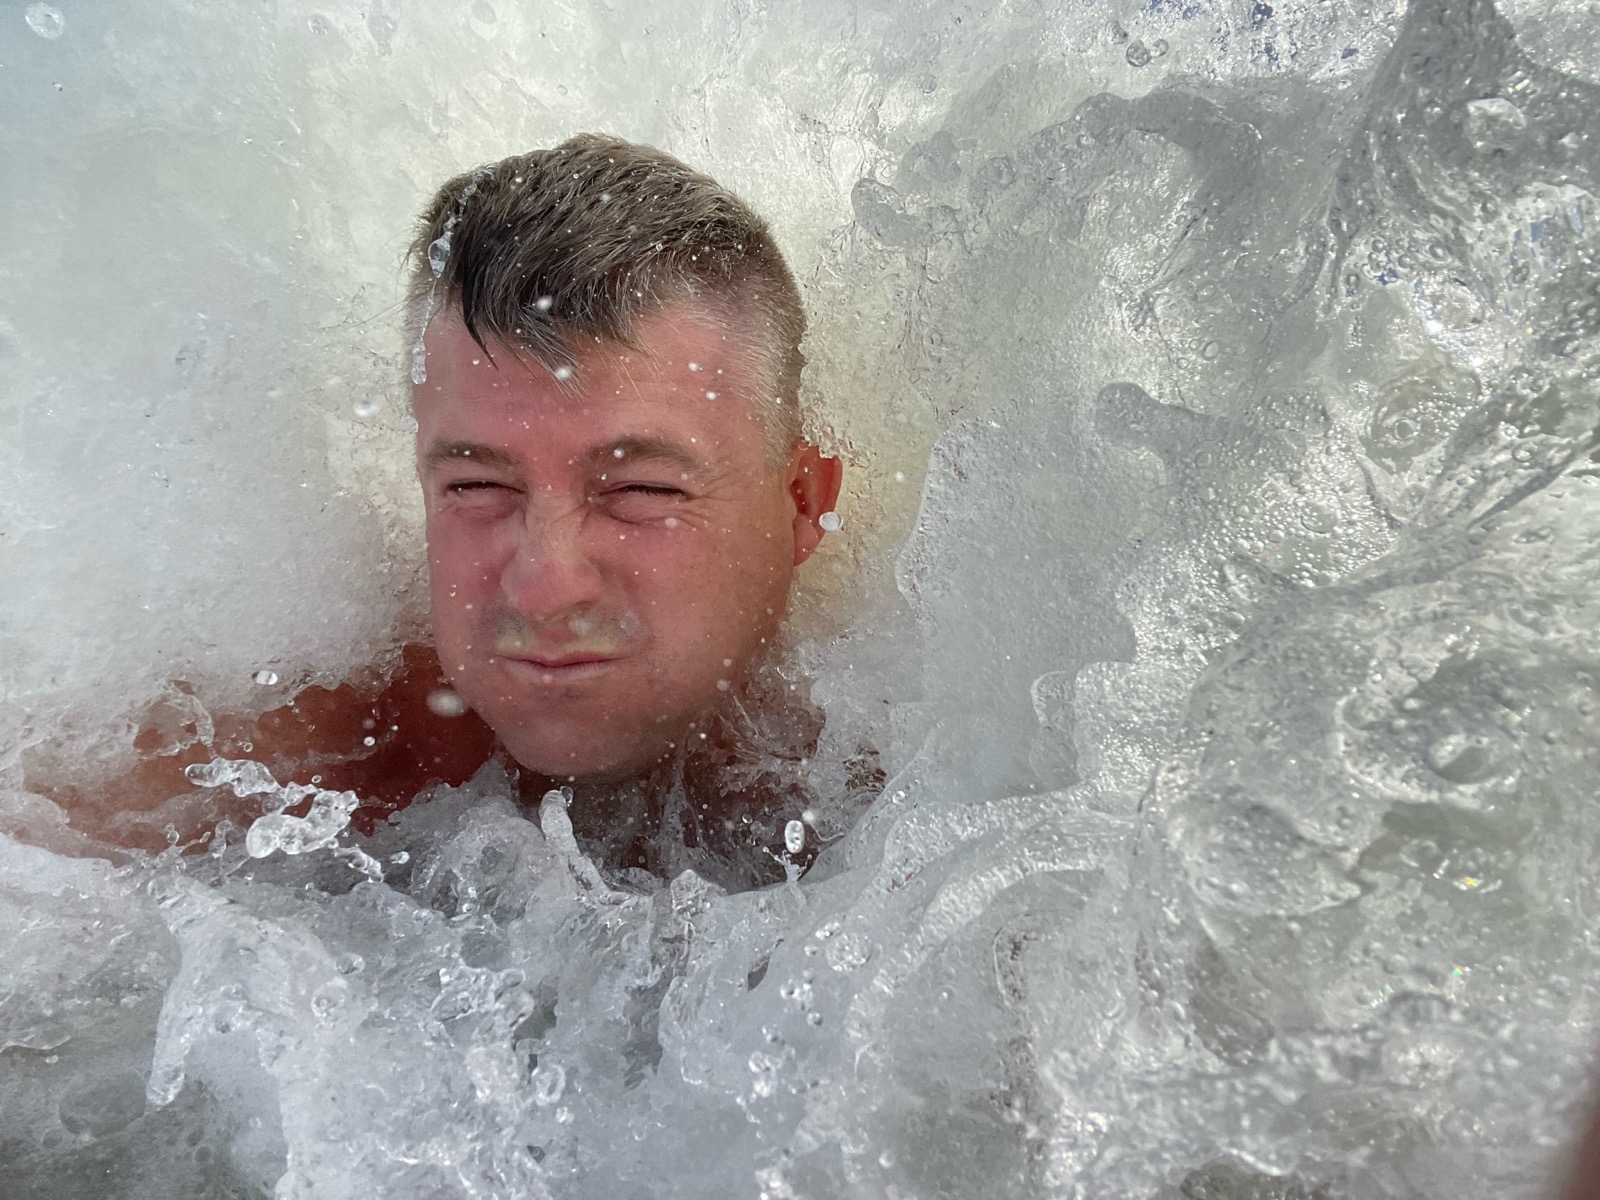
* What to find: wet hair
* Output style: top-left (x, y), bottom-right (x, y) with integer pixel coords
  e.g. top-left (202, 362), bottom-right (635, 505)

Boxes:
top-left (406, 133), bottom-right (805, 456)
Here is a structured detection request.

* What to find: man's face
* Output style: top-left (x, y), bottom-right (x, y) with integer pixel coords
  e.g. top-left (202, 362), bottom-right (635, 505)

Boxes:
top-left (414, 304), bottom-right (831, 780)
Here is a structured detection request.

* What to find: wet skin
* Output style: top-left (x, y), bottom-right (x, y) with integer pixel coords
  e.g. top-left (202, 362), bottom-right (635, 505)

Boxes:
top-left (22, 305), bottom-right (838, 851)
top-left (414, 304), bottom-right (841, 783)
top-left (26, 644), bottom-right (497, 851)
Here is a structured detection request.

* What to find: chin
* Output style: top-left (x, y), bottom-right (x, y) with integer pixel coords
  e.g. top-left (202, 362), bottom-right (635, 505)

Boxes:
top-left (499, 727), bottom-right (675, 783)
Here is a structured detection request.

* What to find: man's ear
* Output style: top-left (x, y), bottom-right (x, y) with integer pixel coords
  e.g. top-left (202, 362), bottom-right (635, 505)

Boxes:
top-left (785, 442), bottom-right (844, 566)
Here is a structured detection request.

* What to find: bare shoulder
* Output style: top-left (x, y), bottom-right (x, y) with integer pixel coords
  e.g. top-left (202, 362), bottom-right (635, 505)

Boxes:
top-left (15, 644), bottom-right (496, 854)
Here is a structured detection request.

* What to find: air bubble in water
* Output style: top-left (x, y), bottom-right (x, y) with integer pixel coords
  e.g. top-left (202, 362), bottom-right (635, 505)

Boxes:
top-left (352, 398), bottom-right (380, 419)
top-left (1125, 40), bottom-right (1152, 67)
top-left (535, 295), bottom-right (554, 311)
top-left (24, 4), bottom-right (64, 39)
top-left (252, 669), bottom-right (280, 686)
top-left (818, 511), bottom-right (842, 532)
top-left (410, 345), bottom-right (427, 385)
top-left (784, 819), bottom-right (806, 854)
top-left (748, 1052), bottom-right (780, 1098)
top-left (426, 687), bottom-right (468, 717)
top-left (399, 415), bottom-right (419, 434)
top-left (553, 365), bottom-right (573, 382)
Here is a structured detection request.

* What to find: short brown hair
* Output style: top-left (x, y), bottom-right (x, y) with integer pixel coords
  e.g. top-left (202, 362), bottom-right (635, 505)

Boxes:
top-left (406, 134), bottom-right (805, 455)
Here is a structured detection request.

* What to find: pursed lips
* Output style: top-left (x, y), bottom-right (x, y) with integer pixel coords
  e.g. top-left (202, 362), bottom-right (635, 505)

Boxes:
top-left (493, 651), bottom-right (622, 683)
top-left (486, 608), bottom-right (637, 673)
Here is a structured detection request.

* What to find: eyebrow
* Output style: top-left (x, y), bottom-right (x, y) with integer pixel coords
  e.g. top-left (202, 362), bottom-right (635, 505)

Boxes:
top-left (584, 436), bottom-right (703, 474)
top-left (421, 436), bottom-right (706, 476)
top-left (420, 440), bottom-right (521, 473)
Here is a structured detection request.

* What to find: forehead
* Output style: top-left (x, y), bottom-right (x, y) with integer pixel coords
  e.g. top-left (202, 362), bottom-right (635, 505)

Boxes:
top-left (413, 306), bottom-right (767, 457)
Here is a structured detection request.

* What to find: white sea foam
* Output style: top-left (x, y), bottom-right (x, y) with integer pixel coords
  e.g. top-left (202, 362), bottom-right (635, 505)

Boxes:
top-left (3, 0), bottom-right (1600, 1196)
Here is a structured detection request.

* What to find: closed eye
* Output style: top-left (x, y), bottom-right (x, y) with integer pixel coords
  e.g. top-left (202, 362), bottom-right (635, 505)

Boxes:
top-left (613, 483), bottom-right (685, 496)
top-left (446, 480), bottom-right (512, 493)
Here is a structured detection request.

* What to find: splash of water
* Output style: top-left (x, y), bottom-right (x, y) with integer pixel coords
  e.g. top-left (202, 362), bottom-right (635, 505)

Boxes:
top-left (3, 0), bottom-right (1600, 1197)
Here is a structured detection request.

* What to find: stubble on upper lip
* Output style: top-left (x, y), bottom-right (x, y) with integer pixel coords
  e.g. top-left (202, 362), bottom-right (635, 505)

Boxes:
top-left (489, 610), bottom-right (637, 671)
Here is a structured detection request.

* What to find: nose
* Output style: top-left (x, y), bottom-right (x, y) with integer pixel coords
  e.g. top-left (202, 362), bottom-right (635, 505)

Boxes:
top-left (499, 499), bottom-right (605, 626)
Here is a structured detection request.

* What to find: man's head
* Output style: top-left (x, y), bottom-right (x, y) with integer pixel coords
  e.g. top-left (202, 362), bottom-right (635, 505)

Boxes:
top-left (407, 135), bottom-right (841, 782)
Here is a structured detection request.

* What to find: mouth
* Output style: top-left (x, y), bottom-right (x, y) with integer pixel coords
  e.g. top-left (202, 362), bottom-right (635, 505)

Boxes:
top-left (496, 652), bottom-right (621, 682)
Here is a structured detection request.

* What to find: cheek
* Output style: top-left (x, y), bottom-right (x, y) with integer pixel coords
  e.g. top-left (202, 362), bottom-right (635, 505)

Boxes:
top-left (608, 524), bottom-right (788, 628)
top-left (427, 522), bottom-right (504, 618)
top-left (428, 514), bottom-right (502, 575)
top-left (601, 516), bottom-right (768, 575)
top-left (594, 533), bottom-right (693, 600)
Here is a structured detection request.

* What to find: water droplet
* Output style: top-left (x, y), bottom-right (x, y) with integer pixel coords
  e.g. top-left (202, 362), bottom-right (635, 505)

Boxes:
top-left (426, 688), bottom-right (468, 717)
top-left (252, 669), bottom-right (280, 686)
top-left (399, 415), bottom-right (419, 434)
top-left (1125, 40), bottom-right (1152, 67)
top-left (553, 365), bottom-right (573, 382)
top-left (818, 511), bottom-right (842, 532)
top-left (427, 235), bottom-right (451, 277)
top-left (535, 295), bottom-right (554, 312)
top-left (1299, 505), bottom-right (1335, 533)
top-left (531, 1063), bottom-right (567, 1105)
top-left (25, 3), bottom-right (64, 39)
top-left (784, 819), bottom-right (806, 855)
top-left (310, 981), bottom-right (347, 1019)
top-left (362, 736), bottom-right (376, 747)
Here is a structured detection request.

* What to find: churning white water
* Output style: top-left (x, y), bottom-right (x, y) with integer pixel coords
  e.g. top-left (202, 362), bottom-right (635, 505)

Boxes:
top-left (4, 0), bottom-right (1600, 1196)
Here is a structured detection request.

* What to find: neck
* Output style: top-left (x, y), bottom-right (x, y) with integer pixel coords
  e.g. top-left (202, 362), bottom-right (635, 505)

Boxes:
top-left (510, 688), bottom-right (838, 890)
